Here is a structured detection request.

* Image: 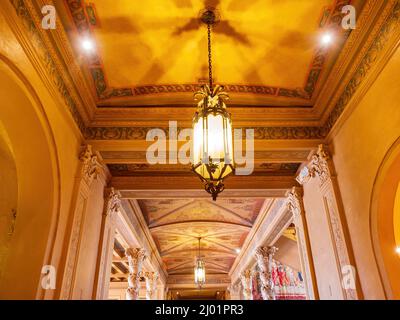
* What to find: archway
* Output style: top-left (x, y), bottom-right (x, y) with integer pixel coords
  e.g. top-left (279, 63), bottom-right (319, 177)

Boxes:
top-left (371, 137), bottom-right (400, 299)
top-left (0, 55), bottom-right (60, 299)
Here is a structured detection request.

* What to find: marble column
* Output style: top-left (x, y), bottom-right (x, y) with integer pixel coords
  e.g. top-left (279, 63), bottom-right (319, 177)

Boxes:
top-left (240, 269), bottom-right (253, 300)
top-left (255, 246), bottom-right (278, 300)
top-left (125, 248), bottom-right (146, 300)
top-left (144, 271), bottom-right (158, 300)
top-left (286, 186), bottom-right (317, 300)
top-left (94, 187), bottom-right (121, 299)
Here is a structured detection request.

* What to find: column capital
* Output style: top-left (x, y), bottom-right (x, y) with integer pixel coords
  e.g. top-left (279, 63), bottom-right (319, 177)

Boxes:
top-left (79, 145), bottom-right (100, 185)
top-left (125, 248), bottom-right (146, 300)
top-left (308, 144), bottom-right (331, 185)
top-left (240, 269), bottom-right (253, 300)
top-left (144, 271), bottom-right (159, 300)
top-left (286, 186), bottom-right (304, 219)
top-left (103, 187), bottom-right (121, 217)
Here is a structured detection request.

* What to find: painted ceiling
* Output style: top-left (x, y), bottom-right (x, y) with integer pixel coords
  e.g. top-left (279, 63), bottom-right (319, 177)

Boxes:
top-left (61, 0), bottom-right (353, 107)
top-left (138, 198), bottom-right (265, 275)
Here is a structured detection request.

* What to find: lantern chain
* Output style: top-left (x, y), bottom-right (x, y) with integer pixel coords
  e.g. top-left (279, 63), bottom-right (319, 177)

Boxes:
top-left (207, 23), bottom-right (213, 90)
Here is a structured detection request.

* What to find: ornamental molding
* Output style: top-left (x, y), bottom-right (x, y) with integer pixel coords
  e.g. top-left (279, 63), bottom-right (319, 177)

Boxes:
top-left (286, 187), bottom-right (304, 219)
top-left (103, 187), bottom-right (121, 217)
top-left (79, 145), bottom-right (100, 185)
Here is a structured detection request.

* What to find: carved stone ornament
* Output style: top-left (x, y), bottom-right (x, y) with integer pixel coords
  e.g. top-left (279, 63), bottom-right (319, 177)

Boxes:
top-left (125, 248), bottom-right (147, 300)
top-left (240, 269), bottom-right (253, 300)
top-left (79, 145), bottom-right (100, 185)
top-left (255, 246), bottom-right (278, 300)
top-left (308, 144), bottom-right (331, 185)
top-left (144, 271), bottom-right (159, 300)
top-left (286, 187), bottom-right (303, 219)
top-left (103, 188), bottom-right (121, 217)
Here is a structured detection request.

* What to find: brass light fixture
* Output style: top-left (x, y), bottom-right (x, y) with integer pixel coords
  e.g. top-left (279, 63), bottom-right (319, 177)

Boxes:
top-left (194, 237), bottom-right (206, 288)
top-left (192, 9), bottom-right (235, 201)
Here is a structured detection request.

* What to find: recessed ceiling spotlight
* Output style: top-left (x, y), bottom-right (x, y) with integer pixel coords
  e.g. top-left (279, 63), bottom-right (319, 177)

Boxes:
top-left (321, 32), bottom-right (333, 46)
top-left (396, 247), bottom-right (400, 254)
top-left (235, 248), bottom-right (240, 254)
top-left (81, 38), bottom-right (95, 53)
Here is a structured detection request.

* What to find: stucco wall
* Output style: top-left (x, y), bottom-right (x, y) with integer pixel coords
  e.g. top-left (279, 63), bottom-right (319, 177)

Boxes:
top-left (329, 46), bottom-right (400, 299)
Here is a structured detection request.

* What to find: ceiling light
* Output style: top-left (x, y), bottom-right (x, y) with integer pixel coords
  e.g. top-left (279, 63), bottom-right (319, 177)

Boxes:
top-left (235, 248), bottom-right (240, 254)
top-left (194, 238), bottom-right (206, 288)
top-left (81, 38), bottom-right (95, 52)
top-left (192, 9), bottom-right (235, 201)
top-left (396, 247), bottom-right (400, 254)
top-left (321, 32), bottom-right (333, 46)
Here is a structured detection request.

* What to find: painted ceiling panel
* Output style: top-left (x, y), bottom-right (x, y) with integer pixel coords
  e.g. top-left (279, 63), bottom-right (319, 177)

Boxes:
top-left (136, 198), bottom-right (265, 274)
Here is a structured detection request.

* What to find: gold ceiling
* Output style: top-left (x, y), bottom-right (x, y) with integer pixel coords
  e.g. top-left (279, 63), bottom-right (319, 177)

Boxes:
top-left (61, 0), bottom-right (353, 107)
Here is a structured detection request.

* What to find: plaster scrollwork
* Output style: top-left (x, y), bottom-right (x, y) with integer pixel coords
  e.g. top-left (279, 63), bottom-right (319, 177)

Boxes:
top-left (255, 246), bottom-right (278, 300)
top-left (125, 248), bottom-right (147, 300)
top-left (144, 271), bottom-right (159, 300)
top-left (240, 269), bottom-right (253, 300)
top-left (308, 144), bottom-right (331, 185)
top-left (286, 187), bottom-right (303, 220)
top-left (79, 145), bottom-right (100, 185)
top-left (103, 187), bottom-right (121, 217)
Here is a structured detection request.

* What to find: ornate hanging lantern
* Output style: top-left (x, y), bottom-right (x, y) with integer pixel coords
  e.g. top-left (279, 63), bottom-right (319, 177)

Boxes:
top-left (194, 238), bottom-right (206, 288)
top-left (192, 9), bottom-right (235, 201)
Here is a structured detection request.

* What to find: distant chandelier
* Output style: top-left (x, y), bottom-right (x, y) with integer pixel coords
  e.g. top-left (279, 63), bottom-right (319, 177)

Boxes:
top-left (194, 237), bottom-right (206, 288)
top-left (192, 9), bottom-right (235, 201)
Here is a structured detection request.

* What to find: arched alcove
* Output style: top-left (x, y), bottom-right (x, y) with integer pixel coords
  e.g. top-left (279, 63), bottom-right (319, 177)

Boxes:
top-left (0, 123), bottom-right (18, 282)
top-left (0, 56), bottom-right (60, 299)
top-left (371, 137), bottom-right (400, 300)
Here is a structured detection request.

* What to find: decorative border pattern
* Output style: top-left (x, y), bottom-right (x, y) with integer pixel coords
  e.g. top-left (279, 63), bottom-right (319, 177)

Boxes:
top-left (64, 0), bottom-right (350, 100)
top-left (10, 0), bottom-right (86, 131)
top-left (323, 0), bottom-right (400, 132)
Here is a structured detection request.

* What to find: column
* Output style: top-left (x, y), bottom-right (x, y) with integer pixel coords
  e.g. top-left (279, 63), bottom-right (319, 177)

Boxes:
top-left (144, 271), bottom-right (158, 300)
top-left (125, 248), bottom-right (146, 300)
top-left (94, 187), bottom-right (121, 299)
top-left (60, 145), bottom-right (102, 299)
top-left (297, 144), bottom-right (362, 300)
top-left (255, 246), bottom-right (278, 300)
top-left (240, 269), bottom-right (253, 300)
top-left (286, 187), bottom-right (318, 300)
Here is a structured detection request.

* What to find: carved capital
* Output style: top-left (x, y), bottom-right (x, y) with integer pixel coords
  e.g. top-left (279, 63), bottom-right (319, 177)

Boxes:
top-left (308, 144), bottom-right (331, 185)
top-left (125, 248), bottom-right (146, 275)
top-left (240, 269), bottom-right (253, 300)
top-left (255, 246), bottom-right (278, 300)
top-left (79, 145), bottom-right (100, 185)
top-left (286, 187), bottom-right (304, 219)
top-left (103, 187), bottom-right (121, 217)
top-left (144, 271), bottom-right (159, 300)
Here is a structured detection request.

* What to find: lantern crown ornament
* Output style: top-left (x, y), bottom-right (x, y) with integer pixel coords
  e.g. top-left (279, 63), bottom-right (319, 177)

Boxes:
top-left (194, 237), bottom-right (206, 288)
top-left (192, 9), bottom-right (235, 201)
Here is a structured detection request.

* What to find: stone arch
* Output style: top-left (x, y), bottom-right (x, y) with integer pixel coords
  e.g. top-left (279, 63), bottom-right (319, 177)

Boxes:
top-left (0, 55), bottom-right (61, 299)
top-left (370, 136), bottom-right (400, 299)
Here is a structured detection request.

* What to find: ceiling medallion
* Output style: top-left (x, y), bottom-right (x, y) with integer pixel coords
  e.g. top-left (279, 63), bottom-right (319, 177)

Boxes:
top-left (192, 9), bottom-right (235, 201)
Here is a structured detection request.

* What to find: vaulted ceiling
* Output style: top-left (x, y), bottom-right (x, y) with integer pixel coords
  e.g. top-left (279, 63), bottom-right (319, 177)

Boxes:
top-left (138, 198), bottom-right (265, 275)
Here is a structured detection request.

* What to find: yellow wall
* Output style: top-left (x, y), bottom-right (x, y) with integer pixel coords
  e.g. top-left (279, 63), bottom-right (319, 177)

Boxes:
top-left (330, 46), bottom-right (400, 299)
top-left (0, 6), bottom-right (82, 299)
top-left (394, 183), bottom-right (400, 248)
